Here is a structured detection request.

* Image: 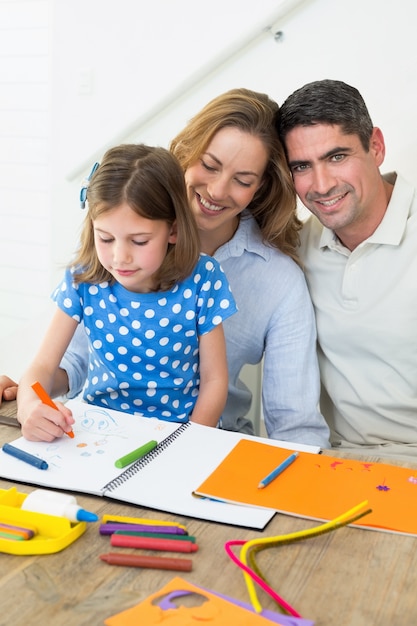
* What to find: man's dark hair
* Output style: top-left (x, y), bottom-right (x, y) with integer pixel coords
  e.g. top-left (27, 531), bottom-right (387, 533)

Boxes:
top-left (277, 79), bottom-right (374, 151)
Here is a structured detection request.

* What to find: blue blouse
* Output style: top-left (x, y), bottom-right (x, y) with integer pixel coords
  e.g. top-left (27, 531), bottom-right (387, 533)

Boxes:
top-left (53, 254), bottom-right (236, 421)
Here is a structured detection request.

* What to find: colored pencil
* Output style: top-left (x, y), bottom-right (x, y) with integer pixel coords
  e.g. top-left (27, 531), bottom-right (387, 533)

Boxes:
top-left (99, 552), bottom-right (193, 571)
top-left (258, 452), bottom-right (299, 489)
top-left (110, 534), bottom-right (198, 552)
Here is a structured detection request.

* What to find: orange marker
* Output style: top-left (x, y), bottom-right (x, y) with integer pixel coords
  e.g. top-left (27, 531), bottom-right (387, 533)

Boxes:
top-left (31, 381), bottom-right (74, 438)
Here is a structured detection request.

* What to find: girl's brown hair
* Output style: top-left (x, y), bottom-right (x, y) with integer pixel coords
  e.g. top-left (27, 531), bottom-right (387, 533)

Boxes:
top-left (73, 144), bottom-right (200, 291)
top-left (170, 88), bottom-right (301, 263)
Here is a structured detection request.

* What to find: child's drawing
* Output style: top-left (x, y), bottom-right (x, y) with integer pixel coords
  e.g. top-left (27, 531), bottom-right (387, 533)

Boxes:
top-left (77, 407), bottom-right (126, 437)
top-left (36, 405), bottom-right (178, 469)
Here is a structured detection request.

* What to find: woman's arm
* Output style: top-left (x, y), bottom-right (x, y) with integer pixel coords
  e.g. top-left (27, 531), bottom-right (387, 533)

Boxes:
top-left (59, 322), bottom-right (89, 398)
top-left (262, 276), bottom-right (330, 448)
top-left (0, 367), bottom-right (71, 404)
top-left (17, 308), bottom-right (79, 441)
top-left (190, 324), bottom-right (228, 427)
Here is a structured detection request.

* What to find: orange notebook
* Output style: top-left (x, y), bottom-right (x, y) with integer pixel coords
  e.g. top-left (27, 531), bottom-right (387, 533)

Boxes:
top-left (194, 440), bottom-right (417, 536)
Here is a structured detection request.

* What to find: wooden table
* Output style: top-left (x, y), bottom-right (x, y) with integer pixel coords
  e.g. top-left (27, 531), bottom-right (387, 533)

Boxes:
top-left (1, 401), bottom-right (417, 626)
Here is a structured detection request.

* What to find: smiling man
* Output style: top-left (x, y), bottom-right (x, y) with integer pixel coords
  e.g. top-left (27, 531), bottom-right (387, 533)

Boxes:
top-left (278, 79), bottom-right (417, 460)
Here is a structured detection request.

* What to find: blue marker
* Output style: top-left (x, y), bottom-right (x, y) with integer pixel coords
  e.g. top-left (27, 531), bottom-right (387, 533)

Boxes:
top-left (2, 443), bottom-right (48, 470)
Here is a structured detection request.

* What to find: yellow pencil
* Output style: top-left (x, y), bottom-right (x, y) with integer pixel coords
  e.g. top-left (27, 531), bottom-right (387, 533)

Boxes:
top-left (102, 513), bottom-right (188, 531)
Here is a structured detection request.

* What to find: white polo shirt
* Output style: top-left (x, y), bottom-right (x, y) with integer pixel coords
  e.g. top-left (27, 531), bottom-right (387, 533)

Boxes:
top-left (299, 172), bottom-right (417, 459)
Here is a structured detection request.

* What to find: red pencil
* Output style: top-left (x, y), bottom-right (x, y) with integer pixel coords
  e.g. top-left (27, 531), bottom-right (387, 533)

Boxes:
top-left (31, 381), bottom-right (74, 438)
top-left (110, 534), bottom-right (198, 552)
top-left (99, 552), bottom-right (193, 571)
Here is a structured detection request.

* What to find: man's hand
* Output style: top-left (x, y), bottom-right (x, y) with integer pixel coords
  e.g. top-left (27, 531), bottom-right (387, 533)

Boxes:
top-left (0, 376), bottom-right (18, 405)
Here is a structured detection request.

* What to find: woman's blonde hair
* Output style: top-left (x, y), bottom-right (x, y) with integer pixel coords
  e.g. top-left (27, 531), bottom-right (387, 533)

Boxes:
top-left (170, 88), bottom-right (301, 263)
top-left (73, 144), bottom-right (200, 291)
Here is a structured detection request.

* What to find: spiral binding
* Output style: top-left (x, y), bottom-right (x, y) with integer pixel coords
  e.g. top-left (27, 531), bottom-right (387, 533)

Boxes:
top-left (103, 422), bottom-right (191, 492)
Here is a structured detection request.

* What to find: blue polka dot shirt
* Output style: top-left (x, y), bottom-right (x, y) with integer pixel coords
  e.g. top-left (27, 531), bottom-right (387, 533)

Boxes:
top-left (52, 254), bottom-right (237, 422)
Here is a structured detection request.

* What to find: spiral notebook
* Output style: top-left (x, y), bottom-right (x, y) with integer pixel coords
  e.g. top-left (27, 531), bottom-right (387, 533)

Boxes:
top-left (0, 399), bottom-right (320, 529)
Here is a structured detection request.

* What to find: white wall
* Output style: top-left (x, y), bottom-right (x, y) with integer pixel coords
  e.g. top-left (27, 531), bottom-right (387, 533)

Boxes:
top-left (51, 0), bottom-right (417, 289)
top-left (1, 0), bottom-right (416, 368)
top-left (50, 0), bottom-right (311, 280)
top-left (0, 0), bottom-right (51, 339)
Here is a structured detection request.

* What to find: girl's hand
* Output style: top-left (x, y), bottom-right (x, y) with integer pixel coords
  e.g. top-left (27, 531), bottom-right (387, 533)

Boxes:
top-left (18, 399), bottom-right (74, 442)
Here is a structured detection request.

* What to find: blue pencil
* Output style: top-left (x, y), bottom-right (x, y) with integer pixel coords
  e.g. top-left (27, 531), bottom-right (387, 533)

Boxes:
top-left (258, 451), bottom-right (299, 489)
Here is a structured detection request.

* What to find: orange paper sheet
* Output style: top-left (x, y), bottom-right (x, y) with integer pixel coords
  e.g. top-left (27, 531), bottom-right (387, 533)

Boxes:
top-left (194, 440), bottom-right (417, 536)
top-left (104, 575), bottom-right (283, 625)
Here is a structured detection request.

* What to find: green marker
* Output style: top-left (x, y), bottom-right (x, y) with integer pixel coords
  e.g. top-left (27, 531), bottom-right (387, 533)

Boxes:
top-left (114, 530), bottom-right (197, 542)
top-left (114, 440), bottom-right (158, 469)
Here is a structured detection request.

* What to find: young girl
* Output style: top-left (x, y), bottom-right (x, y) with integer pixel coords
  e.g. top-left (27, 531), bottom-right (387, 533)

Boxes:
top-left (16, 144), bottom-right (237, 441)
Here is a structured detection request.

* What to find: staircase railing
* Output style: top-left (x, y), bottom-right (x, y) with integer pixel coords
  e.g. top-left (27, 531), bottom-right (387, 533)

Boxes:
top-left (66, 0), bottom-right (312, 182)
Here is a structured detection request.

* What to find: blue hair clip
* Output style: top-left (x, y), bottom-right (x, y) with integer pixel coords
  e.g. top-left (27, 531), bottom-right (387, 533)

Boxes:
top-left (79, 161), bottom-right (99, 209)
